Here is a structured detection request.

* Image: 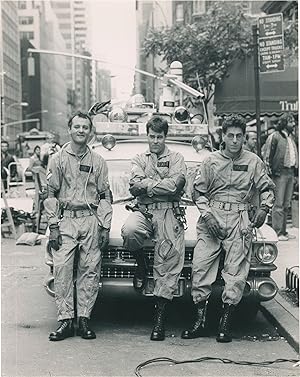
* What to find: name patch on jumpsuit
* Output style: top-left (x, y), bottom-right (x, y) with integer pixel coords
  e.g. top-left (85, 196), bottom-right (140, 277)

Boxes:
top-left (233, 164), bottom-right (248, 172)
top-left (157, 161), bottom-right (169, 168)
top-left (79, 164), bottom-right (93, 173)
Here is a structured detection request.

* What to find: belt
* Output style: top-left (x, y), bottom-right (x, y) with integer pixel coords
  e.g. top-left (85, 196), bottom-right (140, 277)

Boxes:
top-left (63, 209), bottom-right (94, 218)
top-left (138, 202), bottom-right (180, 210)
top-left (209, 199), bottom-right (248, 212)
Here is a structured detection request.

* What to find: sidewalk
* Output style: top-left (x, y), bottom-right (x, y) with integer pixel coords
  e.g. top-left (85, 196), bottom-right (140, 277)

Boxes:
top-left (260, 225), bottom-right (299, 353)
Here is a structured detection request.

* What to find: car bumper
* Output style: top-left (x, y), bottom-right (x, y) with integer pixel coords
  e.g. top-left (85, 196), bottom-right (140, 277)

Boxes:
top-left (44, 274), bottom-right (278, 302)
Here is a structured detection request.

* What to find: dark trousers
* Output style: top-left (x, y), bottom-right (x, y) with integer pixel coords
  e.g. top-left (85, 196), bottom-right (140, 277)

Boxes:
top-left (272, 168), bottom-right (295, 236)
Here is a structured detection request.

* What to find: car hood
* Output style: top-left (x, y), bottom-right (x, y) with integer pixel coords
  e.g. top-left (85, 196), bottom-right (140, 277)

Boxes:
top-left (109, 203), bottom-right (277, 247)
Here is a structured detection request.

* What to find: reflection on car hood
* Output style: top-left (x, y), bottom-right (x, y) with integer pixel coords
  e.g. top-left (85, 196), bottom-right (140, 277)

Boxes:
top-left (109, 203), bottom-right (278, 248)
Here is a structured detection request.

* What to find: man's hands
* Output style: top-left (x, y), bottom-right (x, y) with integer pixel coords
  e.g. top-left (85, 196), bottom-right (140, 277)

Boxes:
top-left (203, 212), bottom-right (227, 240)
top-left (49, 224), bottom-right (62, 251)
top-left (252, 207), bottom-right (268, 228)
top-left (98, 228), bottom-right (110, 250)
top-left (129, 181), bottom-right (147, 197)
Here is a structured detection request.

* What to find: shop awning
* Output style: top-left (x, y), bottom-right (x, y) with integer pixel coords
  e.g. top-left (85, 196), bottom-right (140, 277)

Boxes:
top-left (214, 56), bottom-right (298, 117)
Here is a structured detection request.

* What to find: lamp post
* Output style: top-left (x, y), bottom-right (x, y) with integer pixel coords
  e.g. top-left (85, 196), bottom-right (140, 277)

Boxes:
top-left (26, 109), bottom-right (48, 118)
top-left (3, 102), bottom-right (29, 138)
top-left (7, 101), bottom-right (29, 115)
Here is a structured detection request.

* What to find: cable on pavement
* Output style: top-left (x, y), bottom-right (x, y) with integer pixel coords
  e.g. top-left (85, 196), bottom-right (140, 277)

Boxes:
top-left (134, 356), bottom-right (300, 376)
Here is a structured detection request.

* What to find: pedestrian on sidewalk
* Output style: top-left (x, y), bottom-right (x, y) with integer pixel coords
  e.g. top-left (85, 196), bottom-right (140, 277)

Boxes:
top-left (1, 140), bottom-right (17, 191)
top-left (181, 114), bottom-right (275, 343)
top-left (44, 111), bottom-right (112, 341)
top-left (243, 131), bottom-right (257, 153)
top-left (264, 112), bottom-right (298, 241)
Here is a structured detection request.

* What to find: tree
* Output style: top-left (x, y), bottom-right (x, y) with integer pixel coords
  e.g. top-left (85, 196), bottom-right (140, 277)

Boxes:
top-left (284, 18), bottom-right (298, 61)
top-left (143, 2), bottom-right (253, 112)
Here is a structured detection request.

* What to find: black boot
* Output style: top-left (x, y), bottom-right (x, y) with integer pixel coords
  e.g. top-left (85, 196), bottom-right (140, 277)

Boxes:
top-left (181, 301), bottom-right (209, 339)
top-left (77, 316), bottom-right (96, 339)
top-left (49, 319), bottom-right (74, 341)
top-left (133, 250), bottom-right (148, 291)
top-left (216, 303), bottom-right (235, 343)
top-left (150, 297), bottom-right (169, 341)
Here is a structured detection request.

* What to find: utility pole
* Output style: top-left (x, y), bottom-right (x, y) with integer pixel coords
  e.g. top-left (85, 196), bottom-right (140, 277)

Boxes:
top-left (252, 24), bottom-right (262, 158)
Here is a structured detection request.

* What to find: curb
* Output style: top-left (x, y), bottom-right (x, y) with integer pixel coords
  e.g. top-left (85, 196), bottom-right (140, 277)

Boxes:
top-left (260, 294), bottom-right (299, 353)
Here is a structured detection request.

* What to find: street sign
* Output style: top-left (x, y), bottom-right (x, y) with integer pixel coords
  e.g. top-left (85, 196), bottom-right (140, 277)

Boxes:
top-left (258, 13), bottom-right (284, 73)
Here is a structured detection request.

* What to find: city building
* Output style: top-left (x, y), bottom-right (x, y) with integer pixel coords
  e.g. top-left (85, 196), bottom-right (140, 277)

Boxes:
top-left (95, 68), bottom-right (111, 102)
top-left (135, 0), bottom-right (173, 105)
top-left (18, 0), bottom-right (68, 143)
top-left (0, 1), bottom-right (23, 143)
top-left (51, 0), bottom-right (92, 113)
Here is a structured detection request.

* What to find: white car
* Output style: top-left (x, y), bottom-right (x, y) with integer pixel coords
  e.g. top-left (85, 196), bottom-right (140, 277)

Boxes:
top-left (44, 135), bottom-right (278, 320)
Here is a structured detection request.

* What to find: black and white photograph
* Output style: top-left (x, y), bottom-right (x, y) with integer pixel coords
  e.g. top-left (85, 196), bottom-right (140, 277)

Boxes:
top-left (0, 0), bottom-right (299, 376)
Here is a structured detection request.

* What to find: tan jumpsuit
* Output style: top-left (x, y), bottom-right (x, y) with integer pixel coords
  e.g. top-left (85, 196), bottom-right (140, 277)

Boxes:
top-left (44, 144), bottom-right (112, 321)
top-left (121, 146), bottom-right (187, 300)
top-left (192, 148), bottom-right (275, 306)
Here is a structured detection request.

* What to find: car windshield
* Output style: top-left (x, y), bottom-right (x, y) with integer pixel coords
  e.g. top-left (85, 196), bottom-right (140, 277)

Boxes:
top-left (107, 160), bottom-right (201, 202)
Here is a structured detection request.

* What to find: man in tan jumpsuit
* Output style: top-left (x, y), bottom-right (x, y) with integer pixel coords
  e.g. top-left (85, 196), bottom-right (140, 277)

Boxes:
top-left (122, 116), bottom-right (187, 341)
top-left (181, 115), bottom-right (275, 343)
top-left (44, 111), bottom-right (112, 341)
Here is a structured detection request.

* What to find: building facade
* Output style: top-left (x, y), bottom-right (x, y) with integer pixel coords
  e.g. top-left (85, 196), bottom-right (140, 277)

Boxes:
top-left (1, 1), bottom-right (23, 143)
top-left (135, 0), bottom-right (173, 105)
top-left (51, 0), bottom-right (92, 114)
top-left (95, 68), bottom-right (111, 102)
top-left (18, 0), bottom-right (68, 143)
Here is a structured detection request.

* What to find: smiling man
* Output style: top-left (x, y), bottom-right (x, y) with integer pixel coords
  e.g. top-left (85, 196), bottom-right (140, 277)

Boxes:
top-left (44, 111), bottom-right (112, 341)
top-left (122, 115), bottom-right (187, 341)
top-left (181, 114), bottom-right (275, 343)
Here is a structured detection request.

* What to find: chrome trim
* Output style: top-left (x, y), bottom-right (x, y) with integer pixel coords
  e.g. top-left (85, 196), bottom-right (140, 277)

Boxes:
top-left (253, 242), bottom-right (278, 264)
top-left (44, 276), bottom-right (55, 297)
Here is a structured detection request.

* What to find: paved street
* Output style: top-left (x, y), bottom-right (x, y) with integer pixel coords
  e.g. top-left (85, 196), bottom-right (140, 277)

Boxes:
top-left (1, 236), bottom-right (299, 377)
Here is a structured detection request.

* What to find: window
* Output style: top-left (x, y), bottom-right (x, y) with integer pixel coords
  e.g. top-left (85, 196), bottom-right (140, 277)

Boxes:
top-left (19, 16), bottom-right (34, 25)
top-left (18, 1), bottom-right (27, 10)
top-left (56, 13), bottom-right (71, 19)
top-left (20, 31), bottom-right (34, 40)
top-left (52, 2), bottom-right (70, 9)
top-left (192, 0), bottom-right (205, 16)
top-left (60, 23), bottom-right (71, 29)
top-left (175, 3), bottom-right (184, 22)
top-left (62, 33), bottom-right (71, 39)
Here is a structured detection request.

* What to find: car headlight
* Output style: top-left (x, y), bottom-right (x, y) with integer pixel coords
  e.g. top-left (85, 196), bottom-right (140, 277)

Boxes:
top-left (102, 134), bottom-right (116, 150)
top-left (255, 243), bottom-right (278, 264)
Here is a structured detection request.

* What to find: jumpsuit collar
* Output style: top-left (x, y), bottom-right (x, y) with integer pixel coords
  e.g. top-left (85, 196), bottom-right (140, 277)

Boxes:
top-left (145, 145), bottom-right (170, 158)
top-left (64, 142), bottom-right (90, 159)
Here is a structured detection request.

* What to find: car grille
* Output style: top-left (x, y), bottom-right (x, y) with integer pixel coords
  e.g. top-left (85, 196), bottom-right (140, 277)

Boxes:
top-left (102, 247), bottom-right (194, 263)
top-left (101, 247), bottom-right (193, 279)
top-left (101, 246), bottom-right (269, 279)
top-left (101, 266), bottom-right (192, 279)
top-left (101, 266), bottom-right (136, 278)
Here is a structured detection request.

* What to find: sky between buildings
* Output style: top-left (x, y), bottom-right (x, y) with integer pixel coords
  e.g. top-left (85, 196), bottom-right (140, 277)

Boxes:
top-left (90, 0), bottom-right (137, 101)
